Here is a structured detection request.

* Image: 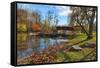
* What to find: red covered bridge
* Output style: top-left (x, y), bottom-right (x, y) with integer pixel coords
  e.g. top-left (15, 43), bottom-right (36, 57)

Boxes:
top-left (56, 26), bottom-right (81, 35)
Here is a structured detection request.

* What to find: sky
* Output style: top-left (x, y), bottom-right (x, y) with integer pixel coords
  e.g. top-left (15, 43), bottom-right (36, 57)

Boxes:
top-left (17, 3), bottom-right (72, 26)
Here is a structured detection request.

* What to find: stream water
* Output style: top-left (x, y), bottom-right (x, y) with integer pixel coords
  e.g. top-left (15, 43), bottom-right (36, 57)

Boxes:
top-left (17, 33), bottom-right (68, 59)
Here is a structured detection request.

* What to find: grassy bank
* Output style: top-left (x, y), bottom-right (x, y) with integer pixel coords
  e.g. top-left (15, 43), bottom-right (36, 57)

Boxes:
top-left (54, 32), bottom-right (96, 62)
top-left (17, 32), bottom-right (96, 65)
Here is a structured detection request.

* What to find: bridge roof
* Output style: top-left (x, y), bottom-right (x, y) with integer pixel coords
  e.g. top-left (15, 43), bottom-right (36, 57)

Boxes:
top-left (56, 26), bottom-right (74, 31)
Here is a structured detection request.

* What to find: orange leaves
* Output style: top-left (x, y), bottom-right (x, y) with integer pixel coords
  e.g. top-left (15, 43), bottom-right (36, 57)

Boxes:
top-left (30, 52), bottom-right (54, 64)
top-left (29, 43), bottom-right (68, 64)
top-left (31, 23), bottom-right (41, 32)
top-left (18, 43), bottom-right (68, 64)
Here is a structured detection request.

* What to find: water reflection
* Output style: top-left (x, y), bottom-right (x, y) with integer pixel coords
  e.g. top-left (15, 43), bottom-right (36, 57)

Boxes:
top-left (17, 33), bottom-right (68, 59)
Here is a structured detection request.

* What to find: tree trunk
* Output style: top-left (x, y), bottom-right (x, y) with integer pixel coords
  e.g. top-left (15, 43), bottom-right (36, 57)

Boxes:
top-left (76, 17), bottom-right (89, 36)
top-left (87, 8), bottom-right (96, 39)
top-left (77, 21), bottom-right (89, 36)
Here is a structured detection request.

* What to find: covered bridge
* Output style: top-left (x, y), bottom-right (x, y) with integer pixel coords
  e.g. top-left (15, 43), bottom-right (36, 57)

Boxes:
top-left (56, 26), bottom-right (78, 35)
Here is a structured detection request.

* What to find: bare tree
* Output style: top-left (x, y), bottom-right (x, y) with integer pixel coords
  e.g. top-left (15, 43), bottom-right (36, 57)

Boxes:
top-left (31, 9), bottom-right (42, 23)
top-left (70, 7), bottom-right (97, 39)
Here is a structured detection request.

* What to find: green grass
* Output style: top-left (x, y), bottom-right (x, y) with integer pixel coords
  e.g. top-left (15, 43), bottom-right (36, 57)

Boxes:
top-left (67, 32), bottom-right (96, 46)
top-left (67, 33), bottom-right (87, 46)
top-left (54, 32), bottom-right (96, 62)
top-left (65, 48), bottom-right (94, 61)
top-left (54, 52), bottom-right (65, 62)
top-left (54, 52), bottom-right (71, 62)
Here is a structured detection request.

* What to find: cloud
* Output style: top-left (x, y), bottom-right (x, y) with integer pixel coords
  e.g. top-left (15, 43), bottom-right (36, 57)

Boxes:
top-left (55, 6), bottom-right (72, 16)
top-left (18, 3), bottom-right (72, 17)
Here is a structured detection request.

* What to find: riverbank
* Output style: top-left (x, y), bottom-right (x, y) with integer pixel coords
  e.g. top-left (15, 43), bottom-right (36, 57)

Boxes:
top-left (17, 42), bottom-right (69, 65)
top-left (17, 33), bottom-right (96, 65)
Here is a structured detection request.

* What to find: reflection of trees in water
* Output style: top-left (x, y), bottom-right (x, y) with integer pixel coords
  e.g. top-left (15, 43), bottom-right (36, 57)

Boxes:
top-left (44, 38), bottom-right (50, 49)
top-left (17, 42), bottom-right (28, 51)
top-left (17, 33), bottom-right (28, 51)
top-left (28, 36), bottom-right (40, 52)
top-left (17, 33), bottom-right (51, 52)
top-left (29, 37), bottom-right (50, 52)
top-left (17, 33), bottom-right (40, 52)
top-left (17, 33), bottom-right (60, 53)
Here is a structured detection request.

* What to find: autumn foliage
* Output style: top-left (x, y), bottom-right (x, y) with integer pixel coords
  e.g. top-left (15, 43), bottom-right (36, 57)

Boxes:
top-left (31, 23), bottom-right (41, 32)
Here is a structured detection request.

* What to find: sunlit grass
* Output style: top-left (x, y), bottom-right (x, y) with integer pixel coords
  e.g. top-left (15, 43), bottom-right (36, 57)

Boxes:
top-left (54, 32), bottom-right (96, 62)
